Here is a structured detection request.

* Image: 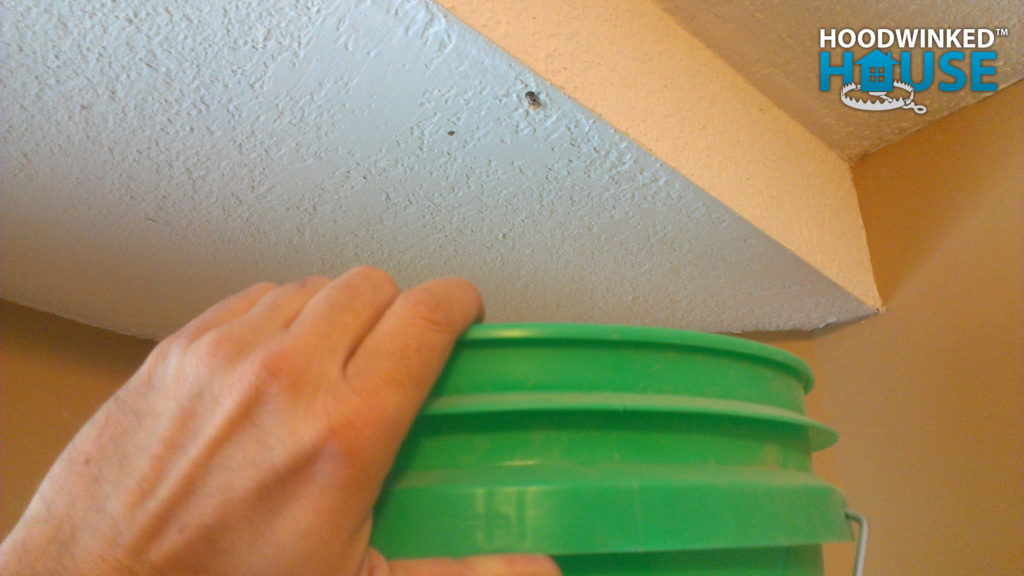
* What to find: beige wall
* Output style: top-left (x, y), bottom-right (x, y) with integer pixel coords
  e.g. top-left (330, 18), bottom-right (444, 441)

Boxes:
top-left (2, 83), bottom-right (1021, 572)
top-left (762, 81), bottom-right (1023, 575)
top-left (812, 82), bottom-right (1023, 575)
top-left (0, 302), bottom-right (154, 535)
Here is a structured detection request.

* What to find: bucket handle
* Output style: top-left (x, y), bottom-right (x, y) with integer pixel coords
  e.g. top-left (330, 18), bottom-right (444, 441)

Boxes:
top-left (845, 510), bottom-right (868, 576)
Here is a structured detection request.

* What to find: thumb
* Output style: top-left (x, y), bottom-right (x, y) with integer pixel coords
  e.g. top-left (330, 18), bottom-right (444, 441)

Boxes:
top-left (388, 554), bottom-right (562, 576)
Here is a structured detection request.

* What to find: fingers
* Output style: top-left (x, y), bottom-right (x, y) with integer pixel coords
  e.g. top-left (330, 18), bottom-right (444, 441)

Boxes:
top-left (172, 281), bottom-right (278, 344)
top-left (285, 266), bottom-right (400, 366)
top-left (341, 276), bottom-right (483, 479)
top-left (162, 268), bottom-right (482, 490)
top-left (225, 276), bottom-right (332, 342)
top-left (388, 555), bottom-right (562, 576)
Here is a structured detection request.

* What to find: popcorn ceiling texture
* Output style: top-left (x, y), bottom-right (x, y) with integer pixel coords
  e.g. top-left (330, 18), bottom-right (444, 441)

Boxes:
top-left (1, 0), bottom-right (875, 338)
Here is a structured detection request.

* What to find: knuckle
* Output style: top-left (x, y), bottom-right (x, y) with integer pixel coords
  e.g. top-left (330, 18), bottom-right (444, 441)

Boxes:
top-left (138, 336), bottom-right (182, 377)
top-left (242, 281), bottom-right (279, 303)
top-left (318, 403), bottom-right (380, 468)
top-left (395, 286), bottom-right (461, 333)
top-left (250, 280), bottom-right (278, 293)
top-left (347, 265), bottom-right (398, 294)
top-left (247, 346), bottom-right (304, 388)
top-left (149, 335), bottom-right (183, 363)
top-left (293, 275), bottom-right (330, 291)
top-left (190, 331), bottom-right (251, 367)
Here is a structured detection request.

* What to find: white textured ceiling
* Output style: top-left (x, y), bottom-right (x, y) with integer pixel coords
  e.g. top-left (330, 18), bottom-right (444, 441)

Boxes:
top-left (0, 0), bottom-right (886, 338)
top-left (657, 0), bottom-right (1024, 161)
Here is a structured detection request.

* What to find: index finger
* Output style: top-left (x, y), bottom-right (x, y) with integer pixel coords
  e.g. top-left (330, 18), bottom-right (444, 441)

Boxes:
top-left (341, 276), bottom-right (483, 481)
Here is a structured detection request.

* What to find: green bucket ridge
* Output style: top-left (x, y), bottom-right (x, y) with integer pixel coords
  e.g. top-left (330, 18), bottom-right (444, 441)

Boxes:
top-left (371, 324), bottom-right (851, 575)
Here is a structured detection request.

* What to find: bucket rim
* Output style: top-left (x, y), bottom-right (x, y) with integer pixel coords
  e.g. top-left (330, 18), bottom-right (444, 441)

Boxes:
top-left (459, 323), bottom-right (815, 393)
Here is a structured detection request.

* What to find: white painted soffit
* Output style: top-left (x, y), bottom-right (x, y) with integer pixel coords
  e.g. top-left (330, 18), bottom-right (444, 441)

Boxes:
top-left (439, 0), bottom-right (882, 311)
top-left (0, 0), bottom-right (878, 339)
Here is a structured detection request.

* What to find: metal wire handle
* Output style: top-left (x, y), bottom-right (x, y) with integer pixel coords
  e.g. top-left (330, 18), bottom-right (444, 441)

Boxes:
top-left (845, 510), bottom-right (868, 576)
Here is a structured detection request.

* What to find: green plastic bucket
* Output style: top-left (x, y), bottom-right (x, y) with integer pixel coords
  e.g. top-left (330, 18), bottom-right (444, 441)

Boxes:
top-left (372, 324), bottom-right (855, 575)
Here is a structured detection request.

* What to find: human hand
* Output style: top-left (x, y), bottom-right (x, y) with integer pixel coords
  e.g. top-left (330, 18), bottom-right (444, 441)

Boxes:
top-left (0, 267), bottom-right (560, 576)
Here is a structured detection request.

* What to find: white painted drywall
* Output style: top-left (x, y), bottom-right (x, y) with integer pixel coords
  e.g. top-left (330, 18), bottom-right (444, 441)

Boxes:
top-left (1, 0), bottom-right (876, 338)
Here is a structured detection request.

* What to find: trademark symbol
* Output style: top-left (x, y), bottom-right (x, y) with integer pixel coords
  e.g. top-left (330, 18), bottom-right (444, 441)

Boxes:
top-left (996, 28), bottom-right (1009, 37)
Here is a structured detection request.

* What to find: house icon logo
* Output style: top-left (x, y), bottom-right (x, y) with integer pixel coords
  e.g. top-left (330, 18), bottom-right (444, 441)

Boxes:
top-left (841, 49), bottom-right (927, 114)
top-left (857, 49), bottom-right (898, 92)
